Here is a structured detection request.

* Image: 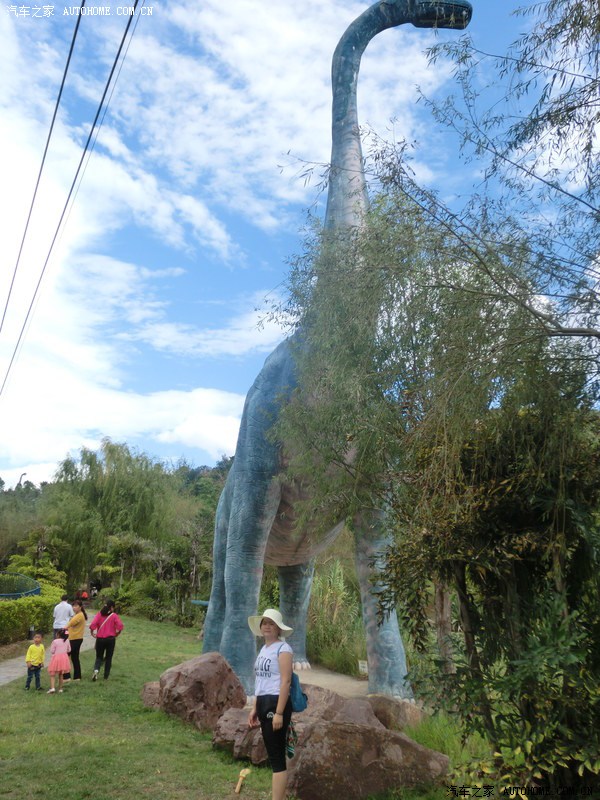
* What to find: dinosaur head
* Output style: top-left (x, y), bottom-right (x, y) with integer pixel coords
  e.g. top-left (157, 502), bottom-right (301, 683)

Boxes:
top-left (411, 0), bottom-right (472, 29)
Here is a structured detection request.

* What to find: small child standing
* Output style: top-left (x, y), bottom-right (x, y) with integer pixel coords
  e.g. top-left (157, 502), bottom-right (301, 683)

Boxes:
top-left (47, 629), bottom-right (71, 694)
top-left (25, 632), bottom-right (45, 690)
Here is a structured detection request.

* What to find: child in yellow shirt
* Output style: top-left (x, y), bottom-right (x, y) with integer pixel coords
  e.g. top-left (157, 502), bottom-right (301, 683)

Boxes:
top-left (25, 632), bottom-right (45, 690)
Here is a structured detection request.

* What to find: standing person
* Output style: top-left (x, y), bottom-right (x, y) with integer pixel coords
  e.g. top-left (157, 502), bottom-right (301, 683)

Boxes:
top-left (53, 594), bottom-right (74, 682)
top-left (247, 608), bottom-right (293, 800)
top-left (89, 599), bottom-right (124, 681)
top-left (47, 630), bottom-right (71, 694)
top-left (25, 632), bottom-right (45, 691)
top-left (64, 599), bottom-right (87, 681)
top-left (52, 594), bottom-right (73, 636)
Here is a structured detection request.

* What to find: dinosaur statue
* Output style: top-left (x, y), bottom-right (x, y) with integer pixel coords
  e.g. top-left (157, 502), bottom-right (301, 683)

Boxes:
top-left (203, 0), bottom-right (473, 696)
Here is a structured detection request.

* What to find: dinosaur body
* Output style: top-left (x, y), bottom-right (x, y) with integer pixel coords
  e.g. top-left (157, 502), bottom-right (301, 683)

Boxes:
top-left (204, 0), bottom-right (472, 696)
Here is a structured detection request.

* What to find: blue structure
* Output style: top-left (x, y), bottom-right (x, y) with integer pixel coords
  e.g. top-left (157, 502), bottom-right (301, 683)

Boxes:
top-left (204, 0), bottom-right (473, 696)
top-left (0, 571), bottom-right (41, 599)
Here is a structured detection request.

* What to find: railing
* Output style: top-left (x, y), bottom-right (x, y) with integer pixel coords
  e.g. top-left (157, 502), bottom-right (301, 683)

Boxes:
top-left (0, 571), bottom-right (41, 599)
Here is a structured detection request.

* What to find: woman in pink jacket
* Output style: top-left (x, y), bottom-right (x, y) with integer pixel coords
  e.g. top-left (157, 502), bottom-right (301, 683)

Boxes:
top-left (89, 599), bottom-right (124, 681)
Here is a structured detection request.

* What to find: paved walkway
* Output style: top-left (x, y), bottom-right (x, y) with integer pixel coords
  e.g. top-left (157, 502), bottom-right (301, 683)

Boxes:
top-left (295, 664), bottom-right (369, 698)
top-left (0, 627), bottom-right (96, 687)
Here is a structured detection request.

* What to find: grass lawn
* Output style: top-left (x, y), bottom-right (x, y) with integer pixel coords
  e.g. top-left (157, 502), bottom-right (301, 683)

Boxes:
top-left (0, 616), bottom-right (272, 800)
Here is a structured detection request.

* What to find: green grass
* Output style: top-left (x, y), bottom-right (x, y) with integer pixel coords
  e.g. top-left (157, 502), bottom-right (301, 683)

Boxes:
top-left (0, 616), bottom-right (272, 800)
top-left (0, 616), bottom-right (483, 800)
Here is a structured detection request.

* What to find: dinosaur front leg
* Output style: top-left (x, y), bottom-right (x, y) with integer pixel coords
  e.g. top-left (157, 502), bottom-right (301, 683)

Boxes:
top-left (278, 561), bottom-right (315, 669)
top-left (354, 509), bottom-right (413, 698)
top-left (219, 477), bottom-right (283, 694)
top-left (203, 477), bottom-right (232, 653)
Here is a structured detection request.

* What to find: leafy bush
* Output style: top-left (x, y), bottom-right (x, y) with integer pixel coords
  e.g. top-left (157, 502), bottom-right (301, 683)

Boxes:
top-left (6, 553), bottom-right (67, 587)
top-left (112, 578), bottom-right (166, 620)
top-left (0, 582), bottom-right (63, 644)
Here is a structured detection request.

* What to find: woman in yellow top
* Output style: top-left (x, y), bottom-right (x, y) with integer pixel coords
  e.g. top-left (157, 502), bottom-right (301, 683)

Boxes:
top-left (65, 599), bottom-right (87, 681)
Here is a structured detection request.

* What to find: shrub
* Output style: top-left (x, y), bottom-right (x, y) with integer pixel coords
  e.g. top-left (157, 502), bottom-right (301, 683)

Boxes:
top-left (113, 578), bottom-right (171, 622)
top-left (0, 582), bottom-right (63, 644)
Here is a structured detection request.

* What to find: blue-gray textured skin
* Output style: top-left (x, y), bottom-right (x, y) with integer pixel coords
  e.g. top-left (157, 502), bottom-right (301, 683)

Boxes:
top-left (204, 0), bottom-right (472, 696)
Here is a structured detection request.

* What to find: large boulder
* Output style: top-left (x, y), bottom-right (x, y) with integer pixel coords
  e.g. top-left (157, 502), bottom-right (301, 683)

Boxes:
top-left (212, 685), bottom-right (386, 765)
top-left (159, 652), bottom-right (246, 732)
top-left (367, 694), bottom-right (425, 730)
top-left (212, 683), bottom-right (447, 798)
top-left (213, 708), bottom-right (268, 765)
top-left (287, 720), bottom-right (449, 800)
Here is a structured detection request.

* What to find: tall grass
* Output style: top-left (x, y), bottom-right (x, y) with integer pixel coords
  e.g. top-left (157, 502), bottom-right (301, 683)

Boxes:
top-left (306, 559), bottom-right (366, 675)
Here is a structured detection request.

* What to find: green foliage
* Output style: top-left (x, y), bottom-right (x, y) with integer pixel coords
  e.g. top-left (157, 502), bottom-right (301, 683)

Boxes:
top-left (276, 140), bottom-right (600, 786)
top-left (0, 480), bottom-right (44, 563)
top-left (113, 578), bottom-right (172, 622)
top-left (307, 559), bottom-right (366, 675)
top-left (258, 565), bottom-right (281, 611)
top-left (385, 393), bottom-right (600, 787)
top-left (6, 546), bottom-right (67, 587)
top-left (0, 582), bottom-right (62, 644)
top-left (4, 442), bottom-right (229, 625)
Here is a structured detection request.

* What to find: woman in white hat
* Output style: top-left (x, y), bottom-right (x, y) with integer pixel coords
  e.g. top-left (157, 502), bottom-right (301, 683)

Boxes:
top-left (247, 608), bottom-right (293, 800)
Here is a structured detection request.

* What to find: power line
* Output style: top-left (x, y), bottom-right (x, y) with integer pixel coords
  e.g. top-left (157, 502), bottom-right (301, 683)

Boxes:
top-left (0, 0), bottom-right (144, 400)
top-left (0, 0), bottom-right (87, 335)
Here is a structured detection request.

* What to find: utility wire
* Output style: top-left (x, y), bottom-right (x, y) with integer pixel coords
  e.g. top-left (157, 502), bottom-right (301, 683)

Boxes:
top-left (0, 0), bottom-right (143, 399)
top-left (0, 0), bottom-right (87, 335)
top-left (62, 0), bottom-right (146, 237)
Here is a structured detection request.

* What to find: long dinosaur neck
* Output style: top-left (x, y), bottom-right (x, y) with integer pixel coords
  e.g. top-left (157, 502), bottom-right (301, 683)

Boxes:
top-left (324, 0), bottom-right (413, 231)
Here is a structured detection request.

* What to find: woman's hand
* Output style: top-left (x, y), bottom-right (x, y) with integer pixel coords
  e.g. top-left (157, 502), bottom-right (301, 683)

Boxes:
top-left (272, 712), bottom-right (283, 731)
top-left (248, 708), bottom-right (259, 729)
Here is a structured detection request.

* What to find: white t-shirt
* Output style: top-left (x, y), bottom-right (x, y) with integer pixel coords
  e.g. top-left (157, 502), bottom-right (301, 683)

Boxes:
top-left (53, 601), bottom-right (73, 629)
top-left (254, 640), bottom-right (293, 696)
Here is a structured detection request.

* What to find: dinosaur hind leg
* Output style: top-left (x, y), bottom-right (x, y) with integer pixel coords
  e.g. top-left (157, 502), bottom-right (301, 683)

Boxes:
top-left (354, 509), bottom-right (413, 698)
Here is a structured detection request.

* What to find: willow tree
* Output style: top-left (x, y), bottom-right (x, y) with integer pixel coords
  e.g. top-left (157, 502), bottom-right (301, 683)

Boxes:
top-left (399, 0), bottom-right (600, 347)
top-left (275, 4), bottom-right (600, 781)
top-left (276, 181), bottom-right (600, 785)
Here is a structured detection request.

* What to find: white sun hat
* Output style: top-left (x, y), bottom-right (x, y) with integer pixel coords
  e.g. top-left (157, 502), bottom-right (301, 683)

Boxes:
top-left (248, 608), bottom-right (293, 637)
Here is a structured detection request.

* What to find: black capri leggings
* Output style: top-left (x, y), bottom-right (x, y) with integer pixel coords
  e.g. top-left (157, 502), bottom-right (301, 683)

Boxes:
top-left (94, 636), bottom-right (116, 678)
top-left (256, 694), bottom-right (292, 773)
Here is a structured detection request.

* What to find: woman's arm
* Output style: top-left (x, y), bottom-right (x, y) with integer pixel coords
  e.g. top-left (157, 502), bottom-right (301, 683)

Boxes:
top-left (272, 651), bottom-right (292, 731)
top-left (65, 612), bottom-right (79, 630)
top-left (248, 699), bottom-right (259, 729)
top-left (89, 613), bottom-right (100, 636)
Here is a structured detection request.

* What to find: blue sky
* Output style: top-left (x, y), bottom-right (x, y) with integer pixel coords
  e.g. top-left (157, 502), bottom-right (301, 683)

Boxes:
top-left (0, 0), bottom-right (526, 487)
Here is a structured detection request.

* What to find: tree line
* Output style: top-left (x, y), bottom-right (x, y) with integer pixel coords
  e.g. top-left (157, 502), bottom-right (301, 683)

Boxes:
top-left (0, 440), bottom-right (230, 625)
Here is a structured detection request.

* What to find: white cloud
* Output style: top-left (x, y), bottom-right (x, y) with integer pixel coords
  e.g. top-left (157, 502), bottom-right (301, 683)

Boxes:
top-left (0, 0), bottom-right (471, 486)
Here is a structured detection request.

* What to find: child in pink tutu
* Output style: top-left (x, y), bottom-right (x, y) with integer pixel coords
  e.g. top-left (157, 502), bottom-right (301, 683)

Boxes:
top-left (47, 629), bottom-right (71, 694)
